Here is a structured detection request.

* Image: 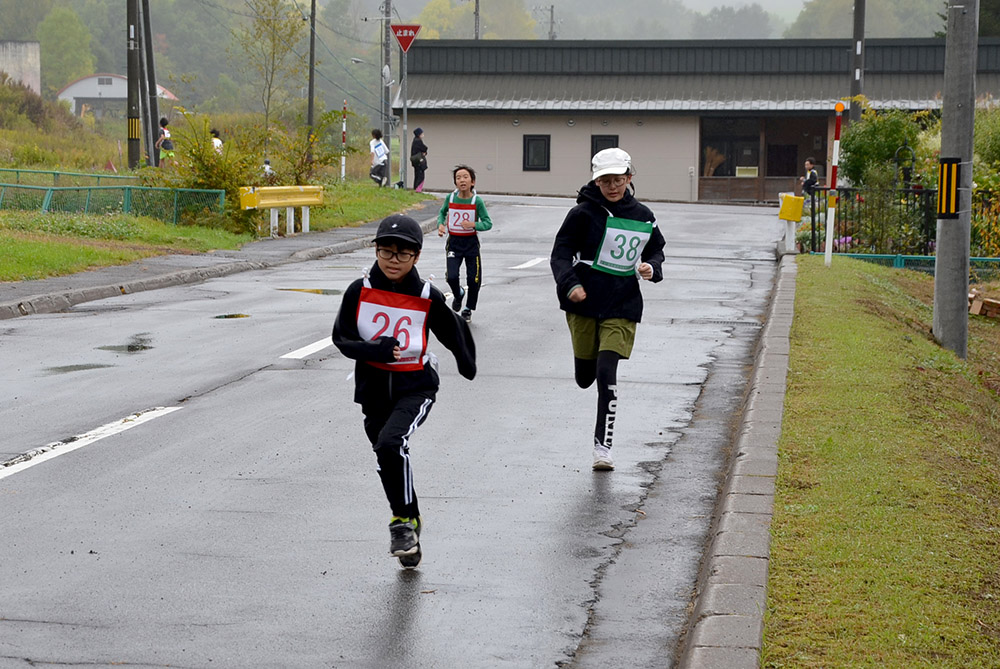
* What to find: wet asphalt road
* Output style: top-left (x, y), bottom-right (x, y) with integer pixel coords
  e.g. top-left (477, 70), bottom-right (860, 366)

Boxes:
top-left (0, 196), bottom-right (782, 668)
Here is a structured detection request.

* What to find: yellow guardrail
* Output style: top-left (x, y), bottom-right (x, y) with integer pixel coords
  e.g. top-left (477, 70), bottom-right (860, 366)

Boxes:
top-left (239, 185), bottom-right (324, 236)
top-left (239, 185), bottom-right (323, 210)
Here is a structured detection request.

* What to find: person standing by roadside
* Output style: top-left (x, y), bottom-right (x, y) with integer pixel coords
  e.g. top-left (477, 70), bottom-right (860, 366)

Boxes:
top-left (410, 128), bottom-right (428, 192)
top-left (800, 157), bottom-right (819, 196)
top-left (370, 129), bottom-right (389, 187)
top-left (154, 117), bottom-right (174, 168)
top-left (550, 148), bottom-right (665, 471)
top-left (211, 128), bottom-right (223, 155)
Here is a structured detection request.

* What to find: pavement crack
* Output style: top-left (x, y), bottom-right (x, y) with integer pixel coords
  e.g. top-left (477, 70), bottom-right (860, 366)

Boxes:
top-left (176, 364), bottom-right (272, 403)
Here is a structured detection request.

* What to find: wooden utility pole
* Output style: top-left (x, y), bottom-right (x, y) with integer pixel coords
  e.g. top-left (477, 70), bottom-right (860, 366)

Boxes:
top-left (933, 0), bottom-right (979, 359)
top-left (382, 0), bottom-right (392, 184)
top-left (140, 0), bottom-right (159, 166)
top-left (849, 0), bottom-right (865, 122)
top-left (307, 0), bottom-right (316, 163)
top-left (126, 0), bottom-right (141, 169)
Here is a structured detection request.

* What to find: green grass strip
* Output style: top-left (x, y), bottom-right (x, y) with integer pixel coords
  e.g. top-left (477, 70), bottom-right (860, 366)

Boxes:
top-left (764, 255), bottom-right (1000, 668)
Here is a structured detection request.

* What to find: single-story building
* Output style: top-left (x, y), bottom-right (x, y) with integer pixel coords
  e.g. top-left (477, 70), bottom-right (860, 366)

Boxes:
top-left (56, 73), bottom-right (178, 119)
top-left (393, 38), bottom-right (1000, 202)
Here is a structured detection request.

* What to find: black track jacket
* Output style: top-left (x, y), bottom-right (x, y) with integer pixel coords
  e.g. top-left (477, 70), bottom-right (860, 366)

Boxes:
top-left (332, 263), bottom-right (476, 407)
top-left (550, 182), bottom-right (665, 323)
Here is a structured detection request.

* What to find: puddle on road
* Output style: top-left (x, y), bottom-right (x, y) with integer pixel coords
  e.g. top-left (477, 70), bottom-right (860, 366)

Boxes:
top-left (277, 288), bottom-right (342, 296)
top-left (214, 313), bottom-right (251, 319)
top-left (44, 364), bottom-right (115, 374)
top-left (97, 334), bottom-right (154, 354)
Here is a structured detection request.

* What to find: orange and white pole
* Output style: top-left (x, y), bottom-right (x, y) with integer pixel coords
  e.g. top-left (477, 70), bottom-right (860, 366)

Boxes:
top-left (340, 100), bottom-right (347, 182)
top-left (824, 101), bottom-right (845, 267)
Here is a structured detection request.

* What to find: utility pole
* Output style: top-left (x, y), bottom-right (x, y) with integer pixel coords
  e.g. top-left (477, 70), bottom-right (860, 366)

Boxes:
top-left (933, 0), bottom-right (979, 359)
top-left (474, 0), bottom-right (480, 39)
top-left (548, 5), bottom-right (556, 40)
top-left (126, 0), bottom-right (141, 169)
top-left (849, 0), bottom-right (865, 122)
top-left (383, 0), bottom-right (392, 185)
top-left (307, 0), bottom-right (316, 163)
top-left (140, 0), bottom-right (159, 166)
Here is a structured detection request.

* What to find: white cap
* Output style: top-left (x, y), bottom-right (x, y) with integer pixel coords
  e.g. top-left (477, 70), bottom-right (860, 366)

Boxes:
top-left (592, 148), bottom-right (633, 180)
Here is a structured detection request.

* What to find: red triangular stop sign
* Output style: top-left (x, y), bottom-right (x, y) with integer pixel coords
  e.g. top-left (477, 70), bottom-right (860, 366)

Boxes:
top-left (391, 24), bottom-right (421, 53)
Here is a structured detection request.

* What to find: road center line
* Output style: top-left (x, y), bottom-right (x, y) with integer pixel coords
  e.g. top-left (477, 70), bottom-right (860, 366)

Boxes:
top-left (281, 338), bottom-right (332, 359)
top-left (510, 257), bottom-right (546, 269)
top-left (0, 407), bottom-right (183, 480)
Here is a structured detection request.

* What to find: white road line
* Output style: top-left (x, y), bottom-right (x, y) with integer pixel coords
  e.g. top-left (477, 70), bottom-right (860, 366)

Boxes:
top-left (510, 257), bottom-right (546, 269)
top-left (281, 338), bottom-right (332, 359)
top-left (0, 407), bottom-right (183, 480)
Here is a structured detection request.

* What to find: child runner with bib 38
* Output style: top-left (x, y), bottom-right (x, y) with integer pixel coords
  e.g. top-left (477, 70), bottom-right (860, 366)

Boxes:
top-left (437, 165), bottom-right (492, 322)
top-left (332, 215), bottom-right (477, 568)
top-left (549, 148), bottom-right (665, 471)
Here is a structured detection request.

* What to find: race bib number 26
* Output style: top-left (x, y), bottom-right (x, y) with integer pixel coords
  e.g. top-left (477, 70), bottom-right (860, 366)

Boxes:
top-left (357, 290), bottom-right (429, 369)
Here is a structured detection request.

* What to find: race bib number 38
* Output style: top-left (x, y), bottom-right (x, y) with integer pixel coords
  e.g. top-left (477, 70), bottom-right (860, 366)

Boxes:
top-left (594, 216), bottom-right (653, 276)
top-left (357, 287), bottom-right (430, 371)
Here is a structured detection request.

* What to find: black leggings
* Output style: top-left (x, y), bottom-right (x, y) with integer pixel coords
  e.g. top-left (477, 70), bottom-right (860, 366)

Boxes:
top-left (363, 394), bottom-right (434, 519)
top-left (574, 351), bottom-right (621, 450)
top-left (446, 253), bottom-right (481, 310)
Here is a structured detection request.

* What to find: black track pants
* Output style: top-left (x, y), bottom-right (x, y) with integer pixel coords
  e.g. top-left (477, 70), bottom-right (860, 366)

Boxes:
top-left (363, 393), bottom-right (434, 519)
top-left (574, 351), bottom-right (621, 450)
top-left (446, 252), bottom-right (481, 311)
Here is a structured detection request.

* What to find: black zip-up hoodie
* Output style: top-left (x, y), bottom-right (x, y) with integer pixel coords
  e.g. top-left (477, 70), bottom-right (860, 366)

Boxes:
top-left (550, 182), bottom-right (665, 323)
top-left (332, 262), bottom-right (476, 408)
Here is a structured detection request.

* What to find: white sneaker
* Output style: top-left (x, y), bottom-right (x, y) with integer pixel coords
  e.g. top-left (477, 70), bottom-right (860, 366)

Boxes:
top-left (592, 444), bottom-right (615, 470)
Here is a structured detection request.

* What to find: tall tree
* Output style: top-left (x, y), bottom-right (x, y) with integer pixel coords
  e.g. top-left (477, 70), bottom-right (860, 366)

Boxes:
top-left (785, 0), bottom-right (940, 38)
top-left (0, 0), bottom-right (53, 41)
top-left (36, 6), bottom-right (95, 97)
top-left (691, 4), bottom-right (777, 39)
top-left (981, 0), bottom-right (1000, 35)
top-left (231, 0), bottom-right (307, 132)
top-left (416, 0), bottom-right (536, 39)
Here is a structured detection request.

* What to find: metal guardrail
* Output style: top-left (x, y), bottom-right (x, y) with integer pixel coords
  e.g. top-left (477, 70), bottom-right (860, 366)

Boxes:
top-left (0, 183), bottom-right (226, 226)
top-left (0, 167), bottom-right (138, 187)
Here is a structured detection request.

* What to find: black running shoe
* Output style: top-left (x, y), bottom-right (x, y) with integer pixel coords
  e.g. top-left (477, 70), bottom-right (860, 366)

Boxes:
top-left (461, 308), bottom-right (472, 322)
top-left (389, 517), bottom-right (419, 556)
top-left (451, 287), bottom-right (465, 312)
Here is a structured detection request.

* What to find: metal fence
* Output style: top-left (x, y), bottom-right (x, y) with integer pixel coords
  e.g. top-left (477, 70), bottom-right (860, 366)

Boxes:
top-left (0, 183), bottom-right (226, 225)
top-left (0, 167), bottom-right (138, 187)
top-left (805, 187), bottom-right (938, 255)
top-left (812, 253), bottom-right (1000, 282)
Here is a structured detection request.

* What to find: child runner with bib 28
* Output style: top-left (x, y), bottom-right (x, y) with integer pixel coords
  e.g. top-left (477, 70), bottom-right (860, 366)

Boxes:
top-left (437, 165), bottom-right (492, 323)
top-left (332, 215), bottom-right (477, 568)
top-left (549, 148), bottom-right (665, 471)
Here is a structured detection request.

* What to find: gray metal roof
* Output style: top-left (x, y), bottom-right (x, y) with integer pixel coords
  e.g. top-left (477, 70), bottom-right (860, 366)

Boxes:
top-left (395, 38), bottom-right (1000, 114)
top-left (398, 72), bottom-right (1000, 113)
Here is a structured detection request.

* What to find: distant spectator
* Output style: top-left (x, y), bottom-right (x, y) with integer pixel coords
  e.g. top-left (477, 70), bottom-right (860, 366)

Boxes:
top-left (154, 117), bottom-right (174, 167)
top-left (410, 128), bottom-right (428, 192)
top-left (211, 128), bottom-right (223, 155)
top-left (370, 128), bottom-right (389, 187)
top-left (800, 157), bottom-right (820, 196)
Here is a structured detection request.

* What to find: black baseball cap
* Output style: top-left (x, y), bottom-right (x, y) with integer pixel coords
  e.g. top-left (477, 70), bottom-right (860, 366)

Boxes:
top-left (373, 214), bottom-right (423, 249)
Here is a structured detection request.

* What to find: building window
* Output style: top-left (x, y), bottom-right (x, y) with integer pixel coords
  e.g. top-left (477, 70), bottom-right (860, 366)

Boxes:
top-left (591, 135), bottom-right (618, 156)
top-left (97, 77), bottom-right (113, 86)
top-left (523, 135), bottom-right (550, 171)
top-left (701, 118), bottom-right (759, 177)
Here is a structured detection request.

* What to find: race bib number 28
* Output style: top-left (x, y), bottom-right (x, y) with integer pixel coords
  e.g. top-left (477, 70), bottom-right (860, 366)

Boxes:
top-left (594, 217), bottom-right (653, 276)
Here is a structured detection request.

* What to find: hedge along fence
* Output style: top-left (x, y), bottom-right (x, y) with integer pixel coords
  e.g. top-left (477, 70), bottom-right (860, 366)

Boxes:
top-left (0, 183), bottom-right (225, 226)
top-left (0, 167), bottom-right (139, 187)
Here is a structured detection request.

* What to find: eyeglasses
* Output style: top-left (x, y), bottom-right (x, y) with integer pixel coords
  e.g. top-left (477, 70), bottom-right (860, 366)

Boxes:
top-left (376, 248), bottom-right (417, 262)
top-left (596, 175), bottom-right (628, 187)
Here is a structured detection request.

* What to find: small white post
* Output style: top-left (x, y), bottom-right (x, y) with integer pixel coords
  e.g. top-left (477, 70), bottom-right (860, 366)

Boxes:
top-left (286, 207), bottom-right (294, 235)
top-left (269, 208), bottom-right (279, 237)
top-left (302, 206), bottom-right (310, 233)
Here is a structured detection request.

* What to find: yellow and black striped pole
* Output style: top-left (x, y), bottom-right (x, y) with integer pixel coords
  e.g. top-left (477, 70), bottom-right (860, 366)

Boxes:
top-left (936, 157), bottom-right (961, 219)
top-left (126, 0), bottom-right (141, 169)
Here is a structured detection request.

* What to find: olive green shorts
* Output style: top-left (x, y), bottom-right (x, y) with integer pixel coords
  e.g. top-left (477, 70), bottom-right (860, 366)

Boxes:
top-left (565, 313), bottom-right (636, 360)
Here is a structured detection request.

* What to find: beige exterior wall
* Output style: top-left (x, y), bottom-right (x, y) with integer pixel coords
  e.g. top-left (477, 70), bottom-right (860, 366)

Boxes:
top-left (0, 41), bottom-right (41, 95)
top-left (402, 113), bottom-right (700, 201)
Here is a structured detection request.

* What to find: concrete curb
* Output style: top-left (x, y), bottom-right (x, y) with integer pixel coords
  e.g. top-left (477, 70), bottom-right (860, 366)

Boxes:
top-left (677, 254), bottom-right (797, 669)
top-left (0, 219), bottom-right (440, 321)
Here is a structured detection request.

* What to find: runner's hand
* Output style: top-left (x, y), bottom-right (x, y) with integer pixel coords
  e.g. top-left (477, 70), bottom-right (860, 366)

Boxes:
top-left (393, 345), bottom-right (401, 360)
top-left (638, 263), bottom-right (653, 280)
top-left (569, 286), bottom-right (586, 302)
top-left (438, 224), bottom-right (446, 237)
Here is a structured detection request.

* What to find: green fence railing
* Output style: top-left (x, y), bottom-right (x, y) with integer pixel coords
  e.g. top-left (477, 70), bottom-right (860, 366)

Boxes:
top-left (0, 183), bottom-right (226, 226)
top-left (812, 252), bottom-right (1000, 282)
top-left (0, 167), bottom-right (139, 187)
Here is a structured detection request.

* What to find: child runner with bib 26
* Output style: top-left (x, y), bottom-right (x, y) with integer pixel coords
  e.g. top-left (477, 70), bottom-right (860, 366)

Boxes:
top-left (437, 165), bottom-right (492, 322)
top-left (332, 215), bottom-right (477, 568)
top-left (549, 148), bottom-right (665, 471)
